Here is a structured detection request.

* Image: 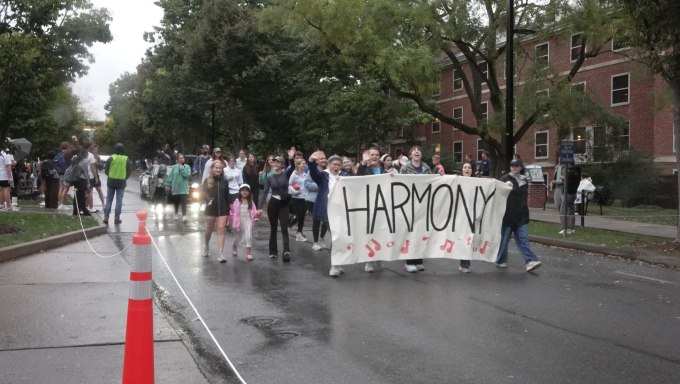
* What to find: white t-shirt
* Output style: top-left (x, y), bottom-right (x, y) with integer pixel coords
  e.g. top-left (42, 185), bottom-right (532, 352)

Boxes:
top-left (235, 157), bottom-right (247, 171)
top-left (0, 152), bottom-right (14, 181)
top-left (87, 152), bottom-right (95, 179)
top-left (224, 166), bottom-right (243, 194)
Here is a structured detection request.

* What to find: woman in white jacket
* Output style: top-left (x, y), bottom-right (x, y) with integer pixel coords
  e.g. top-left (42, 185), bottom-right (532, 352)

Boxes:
top-left (575, 172), bottom-right (596, 215)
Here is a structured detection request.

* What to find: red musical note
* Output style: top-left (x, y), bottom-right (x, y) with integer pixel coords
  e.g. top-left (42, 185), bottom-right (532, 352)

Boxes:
top-left (479, 241), bottom-right (491, 255)
top-left (347, 243), bottom-right (353, 251)
top-left (387, 242), bottom-right (395, 248)
top-left (365, 239), bottom-right (381, 257)
top-left (467, 236), bottom-right (472, 247)
top-left (400, 240), bottom-right (412, 254)
top-left (422, 236), bottom-right (430, 245)
top-left (439, 239), bottom-right (454, 253)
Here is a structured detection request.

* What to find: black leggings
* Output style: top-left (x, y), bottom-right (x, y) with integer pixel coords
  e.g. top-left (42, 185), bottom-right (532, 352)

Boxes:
top-left (267, 198), bottom-right (290, 255)
top-left (72, 179), bottom-right (90, 216)
top-left (172, 194), bottom-right (188, 215)
top-left (289, 199), bottom-right (307, 233)
top-left (305, 201), bottom-right (327, 242)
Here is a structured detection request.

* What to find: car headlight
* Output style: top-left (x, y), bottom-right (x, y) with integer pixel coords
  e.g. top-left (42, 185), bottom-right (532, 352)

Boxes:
top-left (191, 183), bottom-right (199, 189)
top-left (192, 192), bottom-right (200, 198)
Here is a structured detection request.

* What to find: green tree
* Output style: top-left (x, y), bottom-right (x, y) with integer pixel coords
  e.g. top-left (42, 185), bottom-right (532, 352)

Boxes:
top-left (0, 0), bottom-right (112, 147)
top-left (612, 0), bottom-right (680, 240)
top-left (261, 0), bottom-right (626, 175)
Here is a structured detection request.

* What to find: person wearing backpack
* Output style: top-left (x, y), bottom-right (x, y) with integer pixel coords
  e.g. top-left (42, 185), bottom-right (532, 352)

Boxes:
top-left (69, 149), bottom-right (92, 217)
top-left (54, 141), bottom-right (71, 210)
top-left (40, 151), bottom-right (61, 209)
top-left (104, 143), bottom-right (132, 225)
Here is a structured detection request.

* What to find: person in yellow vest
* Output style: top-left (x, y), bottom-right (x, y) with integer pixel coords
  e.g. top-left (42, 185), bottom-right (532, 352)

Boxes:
top-left (103, 143), bottom-right (132, 225)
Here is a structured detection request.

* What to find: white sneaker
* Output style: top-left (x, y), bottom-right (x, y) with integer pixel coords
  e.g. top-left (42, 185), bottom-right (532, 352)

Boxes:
top-left (39, 201), bottom-right (45, 207)
top-left (337, 266), bottom-right (344, 274)
top-left (495, 263), bottom-right (508, 268)
top-left (329, 265), bottom-right (341, 277)
top-left (217, 254), bottom-right (227, 263)
top-left (567, 229), bottom-right (575, 234)
top-left (558, 229), bottom-right (566, 234)
top-left (295, 233), bottom-right (306, 242)
top-left (416, 264), bottom-right (425, 271)
top-left (405, 264), bottom-right (418, 273)
top-left (365, 262), bottom-right (375, 273)
top-left (0, 206), bottom-right (8, 212)
top-left (89, 208), bottom-right (99, 213)
top-left (58, 204), bottom-right (69, 210)
top-left (182, 215), bottom-right (187, 223)
top-left (526, 260), bottom-right (542, 272)
top-left (319, 237), bottom-right (327, 248)
top-left (202, 245), bottom-right (209, 257)
top-left (174, 213), bottom-right (179, 221)
top-left (312, 242), bottom-right (322, 251)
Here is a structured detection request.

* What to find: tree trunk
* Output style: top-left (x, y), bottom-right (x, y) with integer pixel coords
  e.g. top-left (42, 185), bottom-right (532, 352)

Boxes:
top-left (670, 79), bottom-right (680, 242)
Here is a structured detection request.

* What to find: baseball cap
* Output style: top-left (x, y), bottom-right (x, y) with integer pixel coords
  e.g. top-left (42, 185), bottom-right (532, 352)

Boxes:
top-left (213, 148), bottom-right (222, 153)
top-left (510, 159), bottom-right (521, 166)
top-left (202, 145), bottom-right (210, 149)
top-left (273, 156), bottom-right (285, 163)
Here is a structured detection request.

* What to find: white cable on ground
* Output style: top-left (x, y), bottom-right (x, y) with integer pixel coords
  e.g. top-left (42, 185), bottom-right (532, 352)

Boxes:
top-left (147, 230), bottom-right (248, 384)
top-left (74, 190), bottom-right (133, 258)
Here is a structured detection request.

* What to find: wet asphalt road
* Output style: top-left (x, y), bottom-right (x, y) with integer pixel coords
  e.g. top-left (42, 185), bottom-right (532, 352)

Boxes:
top-left (109, 178), bottom-right (680, 384)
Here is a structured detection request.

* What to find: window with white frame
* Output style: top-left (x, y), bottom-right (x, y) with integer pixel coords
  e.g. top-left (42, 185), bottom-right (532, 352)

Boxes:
top-left (572, 126), bottom-right (587, 156)
top-left (453, 141), bottom-right (463, 163)
top-left (613, 37), bottom-right (629, 51)
top-left (612, 73), bottom-right (630, 106)
top-left (478, 61), bottom-right (488, 82)
top-left (571, 33), bottom-right (584, 62)
top-left (432, 119), bottom-right (441, 133)
top-left (535, 42), bottom-right (549, 68)
top-left (453, 107), bottom-right (463, 130)
top-left (453, 69), bottom-right (463, 91)
top-left (535, 131), bottom-right (549, 159)
top-left (536, 90), bottom-right (549, 116)
top-left (477, 139), bottom-right (488, 161)
top-left (480, 102), bottom-right (488, 122)
top-left (571, 81), bottom-right (586, 94)
top-left (433, 143), bottom-right (441, 153)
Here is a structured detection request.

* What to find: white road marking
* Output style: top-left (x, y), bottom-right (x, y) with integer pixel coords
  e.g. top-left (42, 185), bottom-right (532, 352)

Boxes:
top-left (615, 271), bottom-right (678, 285)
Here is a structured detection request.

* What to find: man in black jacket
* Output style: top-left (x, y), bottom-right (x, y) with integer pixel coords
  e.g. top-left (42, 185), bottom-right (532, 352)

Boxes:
top-left (560, 162), bottom-right (581, 234)
top-left (495, 159), bottom-right (542, 272)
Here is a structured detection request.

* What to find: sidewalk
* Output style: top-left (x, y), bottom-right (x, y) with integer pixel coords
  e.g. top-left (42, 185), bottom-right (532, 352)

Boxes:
top-left (0, 233), bottom-right (208, 383)
top-left (529, 207), bottom-right (676, 240)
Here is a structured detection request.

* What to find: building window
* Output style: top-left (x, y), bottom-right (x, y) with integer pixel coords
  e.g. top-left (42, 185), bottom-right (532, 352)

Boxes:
top-left (620, 121), bottom-right (630, 149)
top-left (535, 131), bottom-right (549, 159)
top-left (453, 69), bottom-right (463, 91)
top-left (453, 141), bottom-right (463, 163)
top-left (432, 81), bottom-right (441, 97)
top-left (395, 147), bottom-right (402, 159)
top-left (536, 90), bottom-right (549, 116)
top-left (571, 81), bottom-right (586, 94)
top-left (453, 107), bottom-right (463, 130)
top-left (477, 139), bottom-right (487, 161)
top-left (433, 143), bottom-right (441, 153)
top-left (612, 73), bottom-right (630, 106)
top-left (480, 102), bottom-right (488, 122)
top-left (432, 119), bottom-right (441, 133)
top-left (535, 42), bottom-right (549, 68)
top-left (478, 61), bottom-right (488, 81)
top-left (613, 38), bottom-right (629, 51)
top-left (572, 126), bottom-right (587, 155)
top-left (571, 33), bottom-right (584, 62)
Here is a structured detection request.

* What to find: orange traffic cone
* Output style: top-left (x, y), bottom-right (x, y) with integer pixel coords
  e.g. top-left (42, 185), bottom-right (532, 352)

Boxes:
top-left (122, 211), bottom-right (154, 383)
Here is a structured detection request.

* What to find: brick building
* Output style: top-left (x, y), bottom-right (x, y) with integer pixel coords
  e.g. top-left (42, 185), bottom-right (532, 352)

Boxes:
top-left (389, 35), bottom-right (676, 179)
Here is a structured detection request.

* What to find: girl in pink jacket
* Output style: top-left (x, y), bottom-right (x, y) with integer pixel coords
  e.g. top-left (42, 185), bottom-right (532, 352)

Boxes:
top-left (229, 184), bottom-right (260, 260)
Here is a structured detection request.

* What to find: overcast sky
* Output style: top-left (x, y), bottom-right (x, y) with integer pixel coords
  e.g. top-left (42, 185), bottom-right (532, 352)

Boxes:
top-left (73, 0), bottom-right (164, 120)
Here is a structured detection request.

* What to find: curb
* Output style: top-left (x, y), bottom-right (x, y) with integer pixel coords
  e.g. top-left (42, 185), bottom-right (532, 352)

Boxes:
top-left (0, 223), bottom-right (108, 263)
top-left (528, 235), bottom-right (680, 268)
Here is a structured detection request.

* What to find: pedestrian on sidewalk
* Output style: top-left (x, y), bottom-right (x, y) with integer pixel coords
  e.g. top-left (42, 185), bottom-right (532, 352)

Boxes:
top-left (308, 151), bottom-right (347, 276)
top-left (192, 145), bottom-right (211, 182)
top-left (202, 161), bottom-right (230, 261)
top-left (230, 184), bottom-right (260, 261)
top-left (551, 153), bottom-right (567, 230)
top-left (89, 144), bottom-right (106, 211)
top-left (457, 163), bottom-right (474, 273)
top-left (224, 156), bottom-right (243, 206)
top-left (288, 158), bottom-right (309, 242)
top-left (0, 148), bottom-right (15, 211)
top-left (40, 151), bottom-right (60, 209)
top-left (560, 162), bottom-right (581, 234)
top-left (304, 154), bottom-right (328, 251)
top-left (103, 144), bottom-right (132, 225)
top-left (496, 159), bottom-right (542, 272)
top-left (258, 149), bottom-right (296, 261)
top-left (242, 153), bottom-right (261, 209)
top-left (165, 153), bottom-right (191, 222)
top-left (54, 141), bottom-right (71, 210)
top-left (72, 149), bottom-right (92, 217)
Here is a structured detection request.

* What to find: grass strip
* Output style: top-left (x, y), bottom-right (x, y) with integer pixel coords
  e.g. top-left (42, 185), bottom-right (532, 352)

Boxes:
top-left (0, 212), bottom-right (99, 248)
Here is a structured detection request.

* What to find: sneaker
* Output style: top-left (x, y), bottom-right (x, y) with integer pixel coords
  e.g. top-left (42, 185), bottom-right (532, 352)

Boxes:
top-left (365, 262), bottom-right (375, 273)
top-left (567, 229), bottom-right (575, 234)
top-left (319, 238), bottom-right (327, 248)
top-left (270, 254), bottom-right (277, 258)
top-left (0, 206), bottom-right (9, 212)
top-left (283, 252), bottom-right (291, 262)
top-left (459, 266), bottom-right (471, 273)
top-left (182, 215), bottom-right (187, 223)
top-left (202, 245), bottom-right (209, 257)
top-left (558, 229), bottom-right (566, 234)
top-left (232, 244), bottom-right (238, 256)
top-left (254, 217), bottom-right (259, 222)
top-left (39, 201), bottom-right (45, 207)
top-left (217, 254), bottom-right (227, 263)
top-left (103, 217), bottom-right (109, 225)
top-left (405, 264), bottom-right (418, 273)
top-left (246, 255), bottom-right (254, 261)
top-left (114, 219), bottom-right (122, 225)
top-left (174, 213), bottom-right (179, 221)
top-left (416, 264), bottom-right (425, 271)
top-left (329, 266), bottom-right (341, 277)
top-left (526, 260), bottom-right (542, 272)
top-left (337, 266), bottom-right (344, 274)
top-left (495, 263), bottom-right (508, 268)
top-left (312, 242), bottom-right (322, 251)
top-left (89, 208), bottom-right (99, 213)
top-left (57, 204), bottom-right (64, 210)
top-left (40, 194), bottom-right (45, 198)
top-left (58, 204), bottom-right (69, 210)
top-left (295, 233), bottom-right (306, 242)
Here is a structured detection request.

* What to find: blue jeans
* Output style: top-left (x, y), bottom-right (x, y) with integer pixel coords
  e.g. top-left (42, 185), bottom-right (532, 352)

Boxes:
top-left (104, 186), bottom-right (125, 219)
top-left (495, 224), bottom-right (538, 264)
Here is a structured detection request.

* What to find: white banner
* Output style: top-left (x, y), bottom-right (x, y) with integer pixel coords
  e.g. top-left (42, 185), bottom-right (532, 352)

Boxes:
top-left (328, 175), bottom-right (511, 265)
